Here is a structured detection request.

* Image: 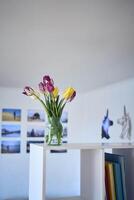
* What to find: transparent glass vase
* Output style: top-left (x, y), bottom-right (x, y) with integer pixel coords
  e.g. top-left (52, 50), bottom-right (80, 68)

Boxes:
top-left (46, 116), bottom-right (63, 146)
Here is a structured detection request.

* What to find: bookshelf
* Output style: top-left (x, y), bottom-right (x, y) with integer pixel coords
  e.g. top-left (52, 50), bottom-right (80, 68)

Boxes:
top-left (112, 148), bottom-right (134, 199)
top-left (29, 143), bottom-right (134, 200)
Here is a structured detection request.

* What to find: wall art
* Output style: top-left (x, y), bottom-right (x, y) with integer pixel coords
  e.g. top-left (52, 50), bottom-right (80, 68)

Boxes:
top-left (27, 109), bottom-right (45, 122)
top-left (1, 140), bottom-right (20, 153)
top-left (1, 124), bottom-right (21, 137)
top-left (2, 108), bottom-right (21, 122)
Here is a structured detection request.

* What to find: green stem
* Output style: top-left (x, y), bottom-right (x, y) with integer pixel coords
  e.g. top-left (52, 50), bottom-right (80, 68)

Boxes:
top-left (33, 94), bottom-right (50, 117)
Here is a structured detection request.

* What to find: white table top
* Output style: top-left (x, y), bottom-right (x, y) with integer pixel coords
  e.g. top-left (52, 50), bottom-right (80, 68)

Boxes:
top-left (34, 142), bottom-right (134, 150)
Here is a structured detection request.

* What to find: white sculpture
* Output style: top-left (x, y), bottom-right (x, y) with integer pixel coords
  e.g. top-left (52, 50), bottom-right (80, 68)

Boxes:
top-left (117, 106), bottom-right (132, 140)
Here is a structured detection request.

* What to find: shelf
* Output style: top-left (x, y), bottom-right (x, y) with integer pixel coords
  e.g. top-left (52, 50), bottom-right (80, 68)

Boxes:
top-left (36, 142), bottom-right (134, 150)
top-left (29, 143), bottom-right (134, 200)
top-left (39, 143), bottom-right (102, 150)
top-left (102, 142), bottom-right (134, 149)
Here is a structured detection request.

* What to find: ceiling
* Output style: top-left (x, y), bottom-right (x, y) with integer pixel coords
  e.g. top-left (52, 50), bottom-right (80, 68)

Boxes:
top-left (0, 0), bottom-right (134, 93)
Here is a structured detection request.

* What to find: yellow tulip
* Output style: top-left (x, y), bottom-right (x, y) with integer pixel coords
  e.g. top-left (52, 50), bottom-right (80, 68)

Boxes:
top-left (63, 87), bottom-right (75, 100)
top-left (53, 87), bottom-right (59, 98)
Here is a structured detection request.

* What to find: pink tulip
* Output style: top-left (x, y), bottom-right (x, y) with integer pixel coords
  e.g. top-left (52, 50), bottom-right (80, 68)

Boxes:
top-left (45, 82), bottom-right (54, 93)
top-left (42, 75), bottom-right (54, 93)
top-left (43, 75), bottom-right (50, 83)
top-left (43, 75), bottom-right (54, 85)
top-left (39, 82), bottom-right (46, 93)
top-left (22, 86), bottom-right (34, 96)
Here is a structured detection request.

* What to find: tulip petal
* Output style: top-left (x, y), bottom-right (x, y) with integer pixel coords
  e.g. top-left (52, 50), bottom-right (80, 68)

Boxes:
top-left (23, 86), bottom-right (34, 96)
top-left (43, 75), bottom-right (51, 84)
top-left (70, 91), bottom-right (76, 102)
top-left (46, 83), bottom-right (54, 93)
top-left (39, 82), bottom-right (46, 93)
top-left (53, 87), bottom-right (59, 98)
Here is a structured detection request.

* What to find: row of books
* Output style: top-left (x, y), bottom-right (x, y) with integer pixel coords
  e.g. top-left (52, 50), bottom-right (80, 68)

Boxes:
top-left (105, 153), bottom-right (127, 200)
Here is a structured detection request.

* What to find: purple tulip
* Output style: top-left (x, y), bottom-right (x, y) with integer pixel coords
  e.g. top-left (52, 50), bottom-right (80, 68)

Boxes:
top-left (22, 86), bottom-right (34, 96)
top-left (39, 82), bottom-right (46, 93)
top-left (43, 75), bottom-right (51, 84)
top-left (42, 75), bottom-right (54, 93)
top-left (69, 91), bottom-right (76, 102)
top-left (45, 82), bottom-right (54, 93)
top-left (43, 75), bottom-right (54, 85)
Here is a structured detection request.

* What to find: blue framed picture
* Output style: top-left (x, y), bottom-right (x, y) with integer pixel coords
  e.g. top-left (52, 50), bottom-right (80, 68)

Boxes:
top-left (1, 141), bottom-right (20, 153)
top-left (1, 124), bottom-right (21, 137)
top-left (2, 108), bottom-right (21, 122)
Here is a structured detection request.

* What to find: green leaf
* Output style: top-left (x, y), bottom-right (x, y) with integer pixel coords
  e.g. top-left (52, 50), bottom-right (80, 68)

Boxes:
top-left (57, 98), bottom-right (64, 113)
top-left (55, 95), bottom-right (60, 106)
top-left (58, 103), bottom-right (66, 118)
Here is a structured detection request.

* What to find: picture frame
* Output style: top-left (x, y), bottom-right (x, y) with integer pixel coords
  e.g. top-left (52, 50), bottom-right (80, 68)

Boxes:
top-left (61, 111), bottom-right (68, 123)
top-left (27, 126), bottom-right (45, 137)
top-left (2, 108), bottom-right (21, 122)
top-left (1, 140), bottom-right (21, 153)
top-left (27, 109), bottom-right (45, 122)
top-left (26, 141), bottom-right (44, 153)
top-left (1, 124), bottom-right (21, 137)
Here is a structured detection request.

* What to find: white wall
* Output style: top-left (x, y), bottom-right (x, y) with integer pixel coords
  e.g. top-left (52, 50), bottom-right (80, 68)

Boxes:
top-left (0, 78), bottom-right (134, 199)
top-left (70, 77), bottom-right (134, 143)
top-left (0, 86), bottom-right (80, 199)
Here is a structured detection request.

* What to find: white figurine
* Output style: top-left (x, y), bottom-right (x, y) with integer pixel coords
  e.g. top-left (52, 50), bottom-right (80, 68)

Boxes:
top-left (117, 106), bottom-right (132, 140)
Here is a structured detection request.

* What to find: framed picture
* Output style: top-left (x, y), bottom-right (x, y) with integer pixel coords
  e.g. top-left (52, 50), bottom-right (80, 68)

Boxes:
top-left (27, 109), bottom-right (45, 122)
top-left (2, 108), bottom-right (21, 122)
top-left (61, 111), bottom-right (68, 123)
top-left (27, 126), bottom-right (45, 137)
top-left (1, 124), bottom-right (21, 137)
top-left (50, 149), bottom-right (67, 153)
top-left (62, 126), bottom-right (68, 138)
top-left (1, 141), bottom-right (20, 153)
top-left (26, 141), bottom-right (44, 153)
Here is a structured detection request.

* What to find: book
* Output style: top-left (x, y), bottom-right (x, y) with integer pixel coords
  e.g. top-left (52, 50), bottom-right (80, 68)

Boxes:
top-left (113, 162), bottom-right (124, 200)
top-left (105, 153), bottom-right (127, 200)
top-left (105, 163), bottom-right (111, 200)
top-left (105, 162), bottom-right (116, 200)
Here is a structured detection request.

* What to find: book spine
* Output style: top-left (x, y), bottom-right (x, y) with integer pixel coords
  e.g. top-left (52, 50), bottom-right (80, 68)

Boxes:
top-left (105, 162), bottom-right (116, 200)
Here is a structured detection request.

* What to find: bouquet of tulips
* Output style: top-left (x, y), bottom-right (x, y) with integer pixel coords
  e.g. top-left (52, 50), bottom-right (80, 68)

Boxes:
top-left (23, 75), bottom-right (76, 145)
